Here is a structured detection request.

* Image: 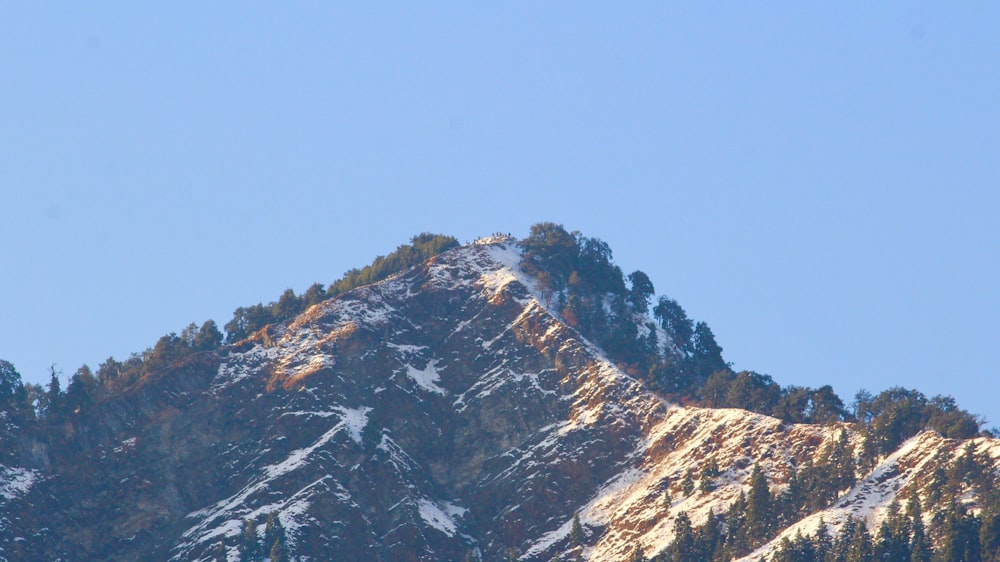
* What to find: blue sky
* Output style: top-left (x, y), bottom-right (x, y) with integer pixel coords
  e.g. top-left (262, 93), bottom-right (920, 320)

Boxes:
top-left (2, 4), bottom-right (998, 426)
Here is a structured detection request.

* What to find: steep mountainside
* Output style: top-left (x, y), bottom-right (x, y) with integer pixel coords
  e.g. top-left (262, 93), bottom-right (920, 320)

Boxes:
top-left (0, 236), bottom-right (996, 561)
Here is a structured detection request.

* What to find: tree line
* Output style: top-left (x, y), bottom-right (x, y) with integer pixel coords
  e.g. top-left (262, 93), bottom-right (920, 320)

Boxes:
top-left (516, 223), bottom-right (986, 439)
top-left (0, 233), bottom-right (458, 423)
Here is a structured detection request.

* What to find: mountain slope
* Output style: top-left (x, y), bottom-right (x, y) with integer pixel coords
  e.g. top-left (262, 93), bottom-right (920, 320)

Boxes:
top-left (0, 236), bottom-right (996, 561)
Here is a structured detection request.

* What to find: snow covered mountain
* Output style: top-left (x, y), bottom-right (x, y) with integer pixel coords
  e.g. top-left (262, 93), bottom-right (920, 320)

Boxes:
top-left (0, 236), bottom-right (996, 561)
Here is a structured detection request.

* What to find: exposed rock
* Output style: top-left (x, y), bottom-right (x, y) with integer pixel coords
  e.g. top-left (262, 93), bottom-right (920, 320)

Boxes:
top-left (0, 238), bottom-right (995, 561)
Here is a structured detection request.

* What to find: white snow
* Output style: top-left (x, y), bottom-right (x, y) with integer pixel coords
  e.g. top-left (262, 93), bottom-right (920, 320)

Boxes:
top-left (0, 467), bottom-right (37, 500)
top-left (387, 343), bottom-right (429, 355)
top-left (177, 407), bottom-right (369, 558)
top-left (417, 498), bottom-right (465, 537)
top-left (404, 360), bottom-right (447, 395)
top-left (213, 344), bottom-right (281, 389)
top-left (264, 407), bottom-right (370, 480)
top-left (733, 430), bottom-right (971, 562)
top-left (147, 237), bottom-right (1000, 561)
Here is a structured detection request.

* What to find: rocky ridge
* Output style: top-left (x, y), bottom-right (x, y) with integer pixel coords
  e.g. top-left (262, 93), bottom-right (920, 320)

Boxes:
top-left (0, 236), bottom-right (996, 561)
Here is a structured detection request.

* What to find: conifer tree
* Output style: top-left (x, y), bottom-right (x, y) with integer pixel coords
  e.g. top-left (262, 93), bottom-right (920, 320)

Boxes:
top-left (653, 297), bottom-right (693, 350)
top-left (690, 322), bottom-right (726, 384)
top-left (681, 471), bottom-right (695, 496)
top-left (627, 270), bottom-right (655, 312)
top-left (814, 518), bottom-right (833, 561)
top-left (194, 319), bottom-right (224, 351)
top-left (936, 501), bottom-right (982, 562)
top-left (694, 511), bottom-right (723, 561)
top-left (745, 464), bottom-right (773, 547)
top-left (570, 513), bottom-right (584, 547)
top-left (239, 519), bottom-right (260, 561)
top-left (832, 517), bottom-right (860, 562)
top-left (927, 467), bottom-right (947, 507)
top-left (908, 493), bottom-right (931, 562)
top-left (873, 520), bottom-right (894, 561)
top-left (671, 511), bottom-right (695, 561)
top-left (264, 511), bottom-right (288, 560)
top-left (771, 537), bottom-right (795, 562)
top-left (43, 365), bottom-right (63, 417)
top-left (847, 519), bottom-right (873, 562)
top-left (778, 465), bottom-right (803, 526)
top-left (699, 458), bottom-right (719, 492)
top-left (980, 511), bottom-right (1000, 562)
top-left (725, 491), bottom-right (750, 557)
top-left (0, 360), bottom-right (22, 407)
top-left (830, 428), bottom-right (856, 493)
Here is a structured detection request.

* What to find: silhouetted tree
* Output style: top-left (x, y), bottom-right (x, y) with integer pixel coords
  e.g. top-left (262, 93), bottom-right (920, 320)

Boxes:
top-left (0, 359), bottom-right (21, 406)
top-left (653, 297), bottom-right (693, 350)
top-left (194, 320), bottom-right (223, 351)
top-left (627, 270), bottom-right (655, 312)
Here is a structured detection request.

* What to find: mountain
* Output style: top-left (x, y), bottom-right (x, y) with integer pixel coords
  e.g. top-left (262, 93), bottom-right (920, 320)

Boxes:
top-left (0, 232), bottom-right (997, 561)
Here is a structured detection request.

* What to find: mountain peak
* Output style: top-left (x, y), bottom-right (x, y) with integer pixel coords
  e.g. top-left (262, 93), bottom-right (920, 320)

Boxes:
top-left (0, 227), bottom-right (996, 561)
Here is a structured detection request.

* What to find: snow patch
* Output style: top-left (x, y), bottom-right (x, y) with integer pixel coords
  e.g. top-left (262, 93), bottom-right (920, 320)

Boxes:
top-left (405, 360), bottom-right (447, 395)
top-left (417, 499), bottom-right (466, 537)
top-left (0, 467), bottom-right (37, 500)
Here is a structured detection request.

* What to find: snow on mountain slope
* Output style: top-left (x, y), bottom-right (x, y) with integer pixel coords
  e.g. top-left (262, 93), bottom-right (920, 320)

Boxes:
top-left (2, 236), bottom-right (997, 562)
top-left (150, 239), bottom-right (1000, 560)
top-left (735, 432), bottom-right (1000, 562)
top-left (521, 407), bottom-right (844, 560)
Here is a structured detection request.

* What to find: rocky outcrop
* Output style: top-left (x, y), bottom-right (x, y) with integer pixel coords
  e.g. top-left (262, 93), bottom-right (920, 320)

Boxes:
top-left (0, 239), bottom-right (996, 561)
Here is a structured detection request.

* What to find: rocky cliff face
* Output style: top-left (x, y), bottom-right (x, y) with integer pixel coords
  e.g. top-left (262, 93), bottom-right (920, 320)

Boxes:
top-left (0, 237), bottom-right (996, 561)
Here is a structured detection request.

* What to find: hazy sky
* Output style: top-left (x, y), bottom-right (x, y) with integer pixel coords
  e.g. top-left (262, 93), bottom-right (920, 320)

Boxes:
top-left (2, 5), bottom-right (998, 426)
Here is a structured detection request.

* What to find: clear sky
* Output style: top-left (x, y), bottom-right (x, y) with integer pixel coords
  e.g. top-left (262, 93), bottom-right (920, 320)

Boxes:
top-left (2, 4), bottom-right (998, 426)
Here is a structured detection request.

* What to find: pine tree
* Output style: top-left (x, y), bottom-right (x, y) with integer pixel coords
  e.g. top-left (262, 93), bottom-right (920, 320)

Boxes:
top-left (694, 511), bottom-right (723, 561)
top-left (725, 492), bottom-right (750, 557)
top-left (671, 511), bottom-right (696, 561)
top-left (980, 510), bottom-right (1000, 562)
top-left (927, 467), bottom-right (947, 507)
top-left (264, 511), bottom-right (289, 561)
top-left (814, 518), bottom-right (833, 561)
top-left (570, 513), bottom-right (584, 547)
top-left (0, 360), bottom-right (22, 405)
top-left (778, 465), bottom-right (803, 526)
top-left (745, 464), bottom-right (773, 547)
top-left (847, 519), bottom-right (873, 562)
top-left (239, 519), bottom-right (261, 561)
top-left (873, 521), bottom-right (894, 562)
top-left (265, 512), bottom-right (284, 547)
top-left (194, 319), bottom-right (224, 351)
top-left (832, 517), bottom-right (859, 562)
top-left (936, 501), bottom-right (982, 562)
top-left (43, 365), bottom-right (63, 417)
top-left (681, 471), bottom-right (695, 496)
top-left (699, 458), bottom-right (719, 492)
top-left (908, 493), bottom-right (931, 562)
top-left (830, 428), bottom-right (856, 493)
